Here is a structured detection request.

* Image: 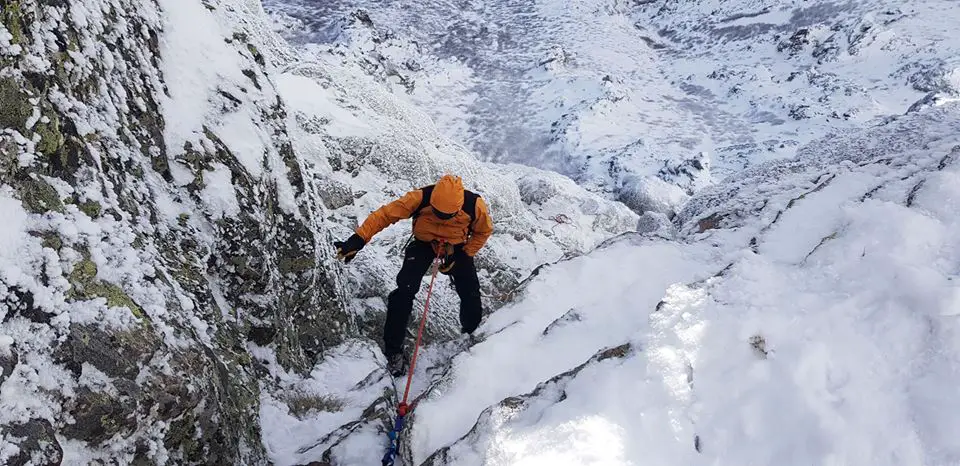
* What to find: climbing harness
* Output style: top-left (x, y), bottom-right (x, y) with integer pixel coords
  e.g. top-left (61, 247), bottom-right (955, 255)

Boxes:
top-left (382, 243), bottom-right (446, 466)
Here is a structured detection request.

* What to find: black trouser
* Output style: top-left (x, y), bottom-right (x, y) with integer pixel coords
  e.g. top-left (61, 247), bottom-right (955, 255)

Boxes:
top-left (383, 240), bottom-right (482, 357)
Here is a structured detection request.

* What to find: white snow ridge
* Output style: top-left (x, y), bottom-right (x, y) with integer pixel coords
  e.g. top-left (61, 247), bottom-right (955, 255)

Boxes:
top-left (1, 0), bottom-right (960, 465)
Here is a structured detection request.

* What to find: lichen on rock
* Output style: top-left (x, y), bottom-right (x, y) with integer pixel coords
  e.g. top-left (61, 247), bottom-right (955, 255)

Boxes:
top-left (67, 254), bottom-right (145, 319)
top-left (0, 76), bottom-right (31, 131)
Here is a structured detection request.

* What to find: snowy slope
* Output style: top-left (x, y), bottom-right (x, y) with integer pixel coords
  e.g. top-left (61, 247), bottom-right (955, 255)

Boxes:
top-left (264, 0), bottom-right (960, 207)
top-left (281, 103), bottom-right (960, 465)
top-left (207, 1), bottom-right (960, 464)
top-left (414, 103), bottom-right (960, 465)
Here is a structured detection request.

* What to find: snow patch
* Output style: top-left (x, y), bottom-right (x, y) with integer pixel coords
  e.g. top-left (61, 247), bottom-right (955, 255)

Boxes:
top-left (213, 109), bottom-right (269, 178)
top-left (0, 189), bottom-right (29, 268)
top-left (200, 163), bottom-right (241, 219)
top-left (157, 0), bottom-right (247, 157)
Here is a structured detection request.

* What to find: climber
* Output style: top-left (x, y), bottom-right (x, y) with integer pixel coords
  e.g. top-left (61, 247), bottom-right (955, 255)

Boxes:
top-left (333, 175), bottom-right (494, 377)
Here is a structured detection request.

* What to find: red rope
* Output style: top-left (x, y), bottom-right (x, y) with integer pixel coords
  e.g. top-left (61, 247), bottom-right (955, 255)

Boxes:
top-left (400, 248), bottom-right (443, 408)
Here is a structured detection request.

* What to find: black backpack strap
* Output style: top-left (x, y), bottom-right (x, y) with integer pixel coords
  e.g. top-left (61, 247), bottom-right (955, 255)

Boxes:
top-left (411, 185), bottom-right (480, 235)
top-left (463, 190), bottom-right (479, 233)
top-left (411, 185), bottom-right (435, 221)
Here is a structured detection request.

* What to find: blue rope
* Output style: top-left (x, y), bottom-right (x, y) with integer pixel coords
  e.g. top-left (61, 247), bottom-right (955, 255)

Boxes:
top-left (382, 409), bottom-right (407, 466)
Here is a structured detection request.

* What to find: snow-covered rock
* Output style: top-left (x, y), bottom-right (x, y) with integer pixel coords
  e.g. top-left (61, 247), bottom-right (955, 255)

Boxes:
top-left (0, 0), bottom-right (635, 463)
top-left (617, 175), bottom-right (689, 218)
top-left (0, 0), bottom-right (348, 462)
top-left (264, 0), bottom-right (960, 201)
top-left (5, 0), bottom-right (958, 464)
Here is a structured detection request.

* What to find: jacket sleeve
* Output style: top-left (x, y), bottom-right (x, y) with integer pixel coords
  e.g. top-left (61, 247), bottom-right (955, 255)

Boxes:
top-left (355, 189), bottom-right (423, 242)
top-left (463, 197), bottom-right (493, 257)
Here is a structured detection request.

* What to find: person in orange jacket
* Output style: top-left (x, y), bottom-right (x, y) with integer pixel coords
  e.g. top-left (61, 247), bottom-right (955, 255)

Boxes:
top-left (334, 175), bottom-right (494, 377)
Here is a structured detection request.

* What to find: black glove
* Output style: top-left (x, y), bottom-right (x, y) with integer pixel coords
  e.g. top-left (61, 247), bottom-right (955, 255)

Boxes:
top-left (439, 245), bottom-right (469, 275)
top-left (334, 233), bottom-right (365, 264)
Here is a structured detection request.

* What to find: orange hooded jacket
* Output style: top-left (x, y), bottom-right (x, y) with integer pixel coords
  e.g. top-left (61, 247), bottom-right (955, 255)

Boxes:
top-left (355, 175), bottom-right (494, 256)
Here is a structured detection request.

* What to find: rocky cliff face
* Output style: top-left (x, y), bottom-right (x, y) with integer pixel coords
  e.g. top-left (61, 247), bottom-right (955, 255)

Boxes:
top-left (0, 0), bottom-right (352, 462)
top-left (0, 0), bottom-right (636, 464)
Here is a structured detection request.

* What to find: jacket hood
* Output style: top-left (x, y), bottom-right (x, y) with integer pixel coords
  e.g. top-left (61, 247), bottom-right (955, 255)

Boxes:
top-left (431, 174), bottom-right (465, 214)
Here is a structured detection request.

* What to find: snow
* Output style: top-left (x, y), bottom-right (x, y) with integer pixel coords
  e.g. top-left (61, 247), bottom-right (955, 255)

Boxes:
top-left (0, 320), bottom-right (76, 424)
top-left (78, 363), bottom-right (119, 397)
top-left (157, 0), bottom-right (247, 157)
top-left (275, 73), bottom-right (375, 138)
top-left (0, 189), bottom-right (29, 270)
top-left (265, 0), bottom-right (960, 201)
top-left (258, 340), bottom-right (392, 466)
top-left (200, 163), bottom-right (242, 219)
top-left (757, 170), bottom-right (878, 264)
top-left (214, 109), bottom-right (269, 178)
top-left (0, 334), bottom-right (13, 356)
top-left (167, 160), bottom-right (193, 186)
top-left (678, 200), bottom-right (957, 464)
top-left (409, 239), bottom-right (718, 463)
top-left (378, 106), bottom-right (960, 465)
top-left (3, 0), bottom-right (960, 463)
